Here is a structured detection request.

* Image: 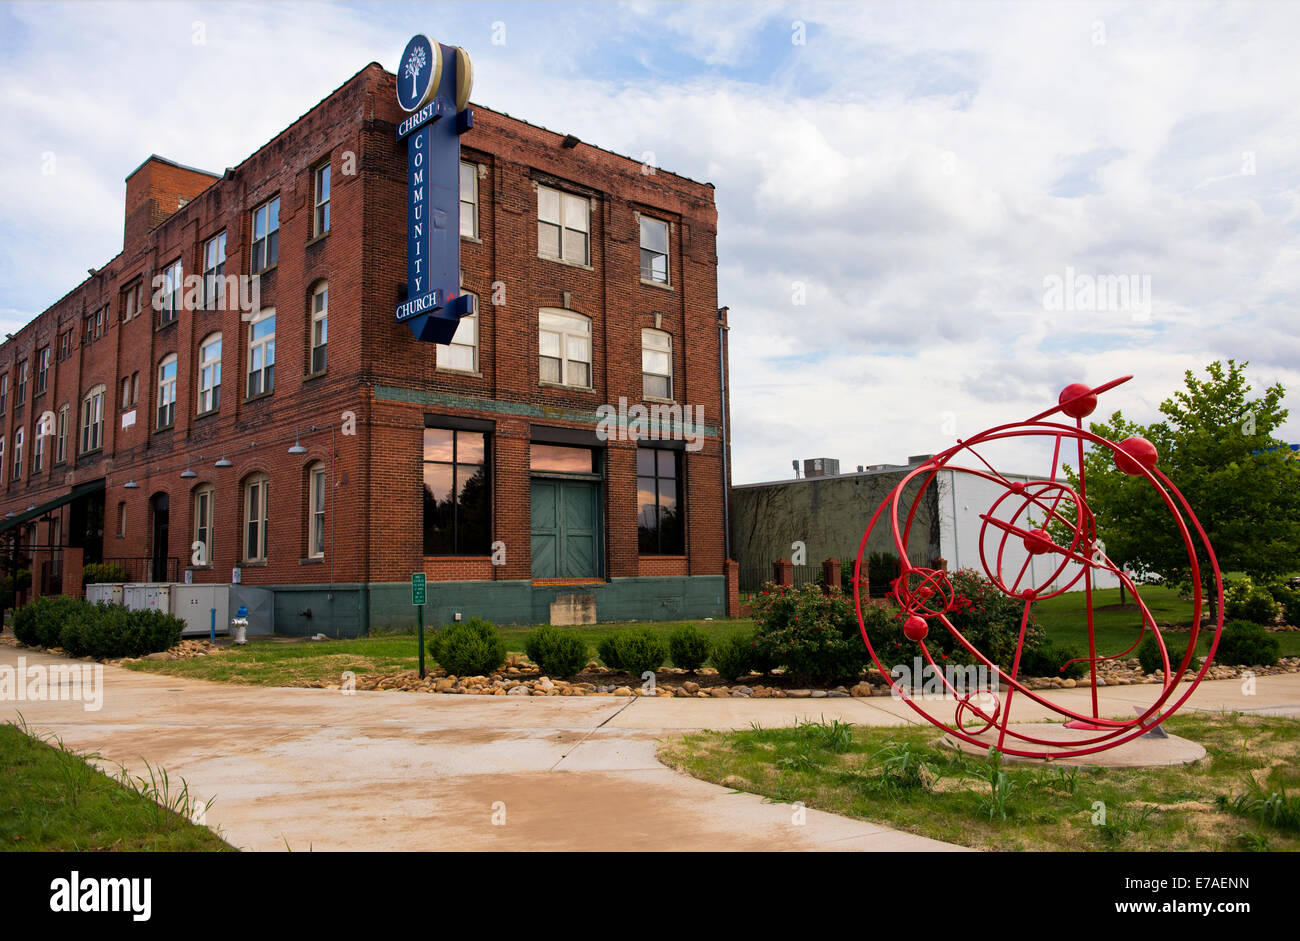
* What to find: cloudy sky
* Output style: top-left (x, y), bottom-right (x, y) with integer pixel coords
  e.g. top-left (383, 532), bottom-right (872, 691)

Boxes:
top-left (2, 0), bottom-right (1297, 484)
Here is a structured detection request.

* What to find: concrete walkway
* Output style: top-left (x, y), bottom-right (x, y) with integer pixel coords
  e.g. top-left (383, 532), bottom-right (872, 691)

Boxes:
top-left (2, 644), bottom-right (1297, 851)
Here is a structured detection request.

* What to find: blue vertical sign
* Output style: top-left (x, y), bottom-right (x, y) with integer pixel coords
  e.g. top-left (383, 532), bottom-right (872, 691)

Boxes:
top-left (394, 34), bottom-right (476, 343)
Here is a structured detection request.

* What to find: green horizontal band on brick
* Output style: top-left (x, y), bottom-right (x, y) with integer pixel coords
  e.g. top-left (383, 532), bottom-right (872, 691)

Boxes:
top-left (374, 385), bottom-right (719, 438)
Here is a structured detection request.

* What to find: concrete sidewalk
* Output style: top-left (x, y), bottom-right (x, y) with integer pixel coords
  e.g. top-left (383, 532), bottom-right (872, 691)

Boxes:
top-left (2, 645), bottom-right (1297, 851)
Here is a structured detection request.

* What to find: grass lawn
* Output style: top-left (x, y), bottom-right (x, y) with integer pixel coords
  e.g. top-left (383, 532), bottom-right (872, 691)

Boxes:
top-left (122, 618), bottom-right (758, 686)
top-left (0, 720), bottom-right (234, 851)
top-left (659, 712), bottom-right (1300, 852)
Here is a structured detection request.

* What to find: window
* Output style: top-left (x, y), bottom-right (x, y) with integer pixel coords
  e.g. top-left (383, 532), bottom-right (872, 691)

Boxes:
top-left (642, 329), bottom-right (673, 399)
top-left (460, 162), bottom-right (478, 238)
top-left (310, 284), bottom-right (327, 374)
top-left (31, 428), bottom-right (43, 475)
top-left (529, 443), bottom-right (596, 474)
top-left (80, 385), bottom-right (105, 453)
top-left (58, 330), bottom-right (72, 361)
top-left (121, 282), bottom-right (142, 321)
top-left (12, 427), bottom-right (21, 481)
top-left (314, 164), bottom-right (330, 237)
top-left (203, 233), bottom-right (226, 308)
top-left (0, 437), bottom-right (5, 484)
top-left (198, 334), bottom-right (221, 413)
top-left (247, 309), bottom-right (275, 396)
top-left (55, 405), bottom-right (68, 463)
top-left (422, 428), bottom-right (490, 555)
top-left (0, 374), bottom-right (8, 414)
top-left (95, 307), bottom-right (105, 339)
top-left (83, 309), bottom-right (104, 343)
top-left (639, 216), bottom-right (670, 284)
top-left (308, 463), bottom-right (326, 558)
top-left (121, 371), bottom-right (139, 410)
top-left (156, 354), bottom-right (177, 428)
top-left (193, 485), bottom-right (214, 565)
top-left (637, 448), bottom-right (684, 554)
top-left (16, 360), bottom-right (27, 405)
top-left (160, 259), bottom-right (183, 326)
top-left (35, 347), bottom-right (49, 396)
top-left (116, 501), bottom-right (126, 538)
top-left (537, 185), bottom-right (589, 264)
top-left (436, 292), bottom-right (477, 372)
top-left (538, 309), bottom-right (591, 387)
top-left (251, 197), bottom-right (280, 273)
top-left (244, 474), bottom-right (269, 562)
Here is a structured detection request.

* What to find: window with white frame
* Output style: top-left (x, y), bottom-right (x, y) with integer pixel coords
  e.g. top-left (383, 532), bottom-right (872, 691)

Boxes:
top-left (639, 216), bottom-right (670, 284)
top-left (80, 385), bottom-right (105, 453)
top-left (436, 292), bottom-right (477, 372)
top-left (12, 427), bottom-right (22, 480)
top-left (203, 232), bottom-right (226, 308)
top-left (308, 462), bottom-right (326, 559)
top-left (198, 334), bottom-right (221, 414)
top-left (160, 259), bottom-right (183, 325)
top-left (642, 328), bottom-right (673, 399)
top-left (538, 308), bottom-right (591, 388)
top-left (537, 185), bottom-right (589, 264)
top-left (193, 484), bottom-right (214, 566)
top-left (157, 354), bottom-right (177, 428)
top-left (0, 437), bottom-right (5, 484)
top-left (244, 474), bottom-right (269, 562)
top-left (16, 360), bottom-right (27, 405)
top-left (55, 405), bottom-right (68, 463)
top-left (310, 284), bottom-right (328, 374)
top-left (314, 163), bottom-right (330, 237)
top-left (251, 197), bottom-right (280, 273)
top-left (36, 347), bottom-right (49, 396)
top-left (460, 162), bottom-right (478, 238)
top-left (247, 308), bottom-right (275, 397)
top-left (0, 375), bottom-right (7, 414)
top-left (31, 427), bottom-right (43, 475)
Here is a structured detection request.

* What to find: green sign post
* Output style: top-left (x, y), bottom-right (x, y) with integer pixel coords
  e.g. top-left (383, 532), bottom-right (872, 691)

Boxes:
top-left (412, 573), bottom-right (427, 678)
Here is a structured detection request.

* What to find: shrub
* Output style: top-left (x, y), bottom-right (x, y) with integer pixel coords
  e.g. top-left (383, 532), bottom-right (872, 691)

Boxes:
top-left (428, 617), bottom-right (507, 676)
top-left (596, 635), bottom-right (623, 671)
top-left (1137, 634), bottom-right (1164, 675)
top-left (524, 625), bottom-right (590, 677)
top-left (14, 596), bottom-right (182, 659)
top-left (81, 562), bottom-right (130, 585)
top-left (712, 633), bottom-right (758, 681)
top-left (1225, 576), bottom-right (1280, 625)
top-left (609, 628), bottom-right (668, 678)
top-left (668, 625), bottom-right (712, 671)
top-left (1018, 643), bottom-right (1087, 680)
top-left (749, 584), bottom-right (869, 684)
top-left (12, 595), bottom-right (91, 649)
top-left (1216, 620), bottom-right (1281, 667)
top-left (1265, 582), bottom-right (1299, 627)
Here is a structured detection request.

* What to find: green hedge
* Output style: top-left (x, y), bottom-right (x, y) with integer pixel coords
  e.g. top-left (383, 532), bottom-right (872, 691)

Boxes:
top-left (12, 595), bottom-right (183, 659)
top-left (428, 617), bottom-right (507, 676)
top-left (523, 625), bottom-right (590, 677)
top-left (81, 562), bottom-right (130, 585)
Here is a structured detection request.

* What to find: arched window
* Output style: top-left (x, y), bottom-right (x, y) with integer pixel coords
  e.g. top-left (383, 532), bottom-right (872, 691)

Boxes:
top-left (193, 484), bottom-right (215, 566)
top-left (243, 473), bottom-right (269, 562)
top-left (307, 462), bottom-right (326, 559)
top-left (157, 353), bottom-right (177, 428)
top-left (538, 308), bottom-right (591, 388)
top-left (310, 283), bottom-right (328, 374)
top-left (198, 334), bottom-right (222, 414)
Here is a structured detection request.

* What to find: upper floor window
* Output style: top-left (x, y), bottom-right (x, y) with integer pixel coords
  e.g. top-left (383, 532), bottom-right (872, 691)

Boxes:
top-left (80, 384), bottom-right (105, 453)
top-left (198, 334), bottom-right (221, 414)
top-left (160, 259), bottom-right (183, 326)
top-left (436, 292), bottom-right (477, 373)
top-left (55, 404), bottom-right (68, 464)
top-left (15, 360), bottom-right (27, 406)
top-left (640, 216), bottom-right (670, 284)
top-left (203, 232), bottom-right (226, 308)
top-left (310, 284), bottom-right (328, 374)
top-left (537, 185), bottom-right (589, 265)
top-left (12, 427), bottom-right (21, 481)
top-left (243, 474), bottom-right (269, 562)
top-left (122, 282), bottom-right (141, 321)
top-left (58, 330), bottom-right (73, 361)
top-left (308, 462), bottom-right (326, 559)
top-left (247, 308), bottom-right (275, 397)
top-left (460, 162), bottom-right (478, 238)
top-left (0, 374), bottom-right (9, 414)
top-left (251, 197), bottom-right (280, 273)
top-left (314, 164), bottom-right (330, 237)
top-left (538, 309), bottom-right (591, 388)
top-left (156, 354), bottom-right (177, 428)
top-left (641, 329), bottom-right (673, 400)
top-left (0, 437), bottom-right (5, 484)
top-left (31, 427), bottom-right (44, 475)
top-left (35, 347), bottom-right (49, 396)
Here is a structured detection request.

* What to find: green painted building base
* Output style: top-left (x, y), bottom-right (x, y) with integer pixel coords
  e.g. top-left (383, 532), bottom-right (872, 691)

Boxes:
top-left (259, 575), bottom-right (727, 637)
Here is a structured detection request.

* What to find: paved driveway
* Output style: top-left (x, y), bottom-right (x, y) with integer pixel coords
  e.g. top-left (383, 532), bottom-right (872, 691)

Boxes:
top-left (3, 645), bottom-right (1297, 851)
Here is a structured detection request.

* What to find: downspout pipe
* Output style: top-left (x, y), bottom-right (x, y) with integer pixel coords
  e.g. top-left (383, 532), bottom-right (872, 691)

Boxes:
top-left (718, 307), bottom-right (731, 560)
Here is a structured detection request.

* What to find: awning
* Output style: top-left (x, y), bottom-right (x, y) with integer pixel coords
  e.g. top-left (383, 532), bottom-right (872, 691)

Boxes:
top-left (0, 480), bottom-right (104, 535)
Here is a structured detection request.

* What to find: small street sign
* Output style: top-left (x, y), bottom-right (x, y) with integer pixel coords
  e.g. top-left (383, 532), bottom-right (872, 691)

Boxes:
top-left (411, 572), bottom-right (426, 606)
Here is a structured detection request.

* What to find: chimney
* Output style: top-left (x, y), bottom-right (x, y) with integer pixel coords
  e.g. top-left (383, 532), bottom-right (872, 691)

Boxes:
top-left (123, 155), bottom-right (219, 250)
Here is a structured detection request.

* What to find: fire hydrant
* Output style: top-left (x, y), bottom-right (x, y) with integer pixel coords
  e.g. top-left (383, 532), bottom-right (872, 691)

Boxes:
top-left (231, 605), bottom-right (249, 645)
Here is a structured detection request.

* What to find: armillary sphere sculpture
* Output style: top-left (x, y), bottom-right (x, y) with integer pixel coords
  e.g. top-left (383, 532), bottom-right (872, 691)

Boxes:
top-left (852, 376), bottom-right (1224, 759)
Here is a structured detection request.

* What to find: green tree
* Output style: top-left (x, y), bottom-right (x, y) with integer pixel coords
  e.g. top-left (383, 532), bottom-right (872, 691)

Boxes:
top-left (1066, 361), bottom-right (1300, 621)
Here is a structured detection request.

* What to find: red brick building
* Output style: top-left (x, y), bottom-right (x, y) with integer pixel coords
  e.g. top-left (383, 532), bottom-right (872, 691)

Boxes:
top-left (0, 61), bottom-right (737, 635)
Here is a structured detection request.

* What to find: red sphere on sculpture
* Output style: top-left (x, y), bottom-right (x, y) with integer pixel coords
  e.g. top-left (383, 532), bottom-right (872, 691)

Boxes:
top-left (1115, 436), bottom-right (1159, 475)
top-left (1059, 383), bottom-right (1098, 419)
top-left (1023, 527), bottom-right (1053, 555)
top-left (903, 616), bottom-right (929, 641)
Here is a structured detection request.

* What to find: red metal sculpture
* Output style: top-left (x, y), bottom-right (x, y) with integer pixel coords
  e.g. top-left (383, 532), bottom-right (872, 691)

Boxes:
top-left (853, 377), bottom-right (1224, 759)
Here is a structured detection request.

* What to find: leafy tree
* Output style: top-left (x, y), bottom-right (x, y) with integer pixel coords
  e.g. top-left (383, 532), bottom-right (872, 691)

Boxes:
top-left (1066, 361), bottom-right (1300, 621)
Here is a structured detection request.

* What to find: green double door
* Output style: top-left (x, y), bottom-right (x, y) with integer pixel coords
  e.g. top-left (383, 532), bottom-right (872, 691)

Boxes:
top-left (531, 478), bottom-right (602, 578)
